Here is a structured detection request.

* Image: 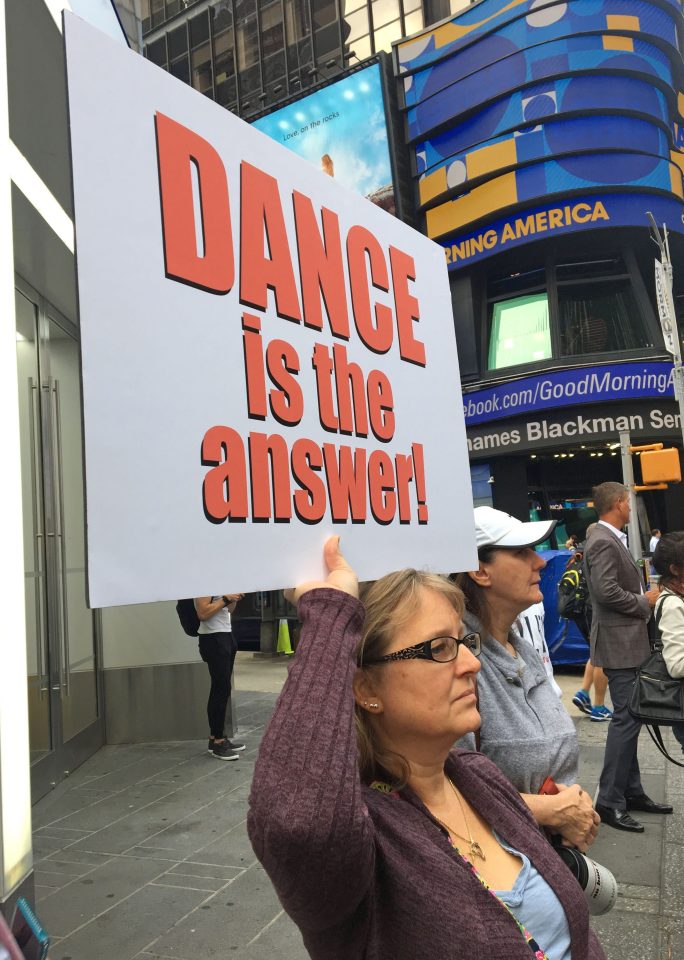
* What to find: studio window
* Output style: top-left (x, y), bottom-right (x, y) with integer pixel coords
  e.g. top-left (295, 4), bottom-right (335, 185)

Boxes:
top-left (487, 293), bottom-right (551, 370)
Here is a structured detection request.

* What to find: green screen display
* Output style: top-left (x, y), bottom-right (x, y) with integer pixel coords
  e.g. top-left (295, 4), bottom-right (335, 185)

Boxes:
top-left (488, 293), bottom-right (551, 370)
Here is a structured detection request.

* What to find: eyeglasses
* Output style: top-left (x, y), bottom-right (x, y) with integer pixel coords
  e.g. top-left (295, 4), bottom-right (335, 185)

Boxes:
top-left (365, 632), bottom-right (481, 665)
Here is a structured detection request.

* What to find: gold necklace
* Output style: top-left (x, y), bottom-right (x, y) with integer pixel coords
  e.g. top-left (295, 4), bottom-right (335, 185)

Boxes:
top-left (432, 779), bottom-right (486, 861)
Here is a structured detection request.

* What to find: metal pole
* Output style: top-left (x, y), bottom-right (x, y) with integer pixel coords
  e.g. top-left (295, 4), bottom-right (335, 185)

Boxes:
top-left (648, 214), bottom-right (684, 451)
top-left (619, 430), bottom-right (643, 563)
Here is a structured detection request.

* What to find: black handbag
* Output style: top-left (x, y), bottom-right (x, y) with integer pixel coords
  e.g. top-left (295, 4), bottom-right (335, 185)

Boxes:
top-left (629, 594), bottom-right (684, 766)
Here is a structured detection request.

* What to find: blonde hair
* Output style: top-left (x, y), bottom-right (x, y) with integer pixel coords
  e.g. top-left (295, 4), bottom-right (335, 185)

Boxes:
top-left (355, 570), bottom-right (464, 788)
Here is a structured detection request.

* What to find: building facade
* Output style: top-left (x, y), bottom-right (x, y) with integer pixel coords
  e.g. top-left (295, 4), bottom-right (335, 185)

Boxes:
top-left (150, 0), bottom-right (684, 544)
top-left (139, 0), bottom-right (466, 119)
top-left (395, 0), bottom-right (684, 543)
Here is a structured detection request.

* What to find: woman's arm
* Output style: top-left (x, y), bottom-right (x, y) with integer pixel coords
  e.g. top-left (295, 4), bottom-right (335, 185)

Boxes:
top-left (659, 595), bottom-right (684, 678)
top-left (247, 540), bottom-right (375, 933)
top-left (521, 785), bottom-right (600, 851)
top-left (194, 594), bottom-right (241, 620)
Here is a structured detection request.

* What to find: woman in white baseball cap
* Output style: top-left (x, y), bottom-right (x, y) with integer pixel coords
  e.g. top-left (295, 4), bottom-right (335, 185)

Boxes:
top-left (454, 506), bottom-right (599, 852)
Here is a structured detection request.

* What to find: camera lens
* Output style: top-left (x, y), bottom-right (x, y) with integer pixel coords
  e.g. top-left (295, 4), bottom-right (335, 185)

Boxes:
top-left (554, 845), bottom-right (618, 916)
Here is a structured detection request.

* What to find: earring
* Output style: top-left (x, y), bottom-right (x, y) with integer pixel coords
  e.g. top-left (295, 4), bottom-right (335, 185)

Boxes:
top-left (369, 702), bottom-right (379, 709)
top-left (363, 701), bottom-right (368, 706)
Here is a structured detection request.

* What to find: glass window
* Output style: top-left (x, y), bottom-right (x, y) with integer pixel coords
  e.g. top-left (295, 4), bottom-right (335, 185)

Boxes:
top-left (314, 21), bottom-right (340, 58)
top-left (373, 18), bottom-right (403, 50)
top-left (470, 462), bottom-right (494, 508)
top-left (556, 256), bottom-right (627, 282)
top-left (343, 0), bottom-right (367, 14)
top-left (240, 62), bottom-right (261, 95)
top-left (213, 4), bottom-right (233, 33)
top-left (261, 3), bottom-right (285, 59)
top-left (169, 57), bottom-right (190, 83)
top-left (347, 34), bottom-right (372, 60)
top-left (191, 42), bottom-right (213, 93)
top-left (449, 0), bottom-right (471, 12)
top-left (300, 37), bottom-right (314, 61)
top-left (403, 0), bottom-right (423, 15)
top-left (558, 280), bottom-right (652, 356)
top-left (371, 0), bottom-right (400, 27)
top-left (216, 74), bottom-right (237, 107)
top-left (488, 293), bottom-right (551, 369)
top-left (237, 17), bottom-right (259, 69)
top-left (168, 25), bottom-right (188, 60)
top-left (404, 9), bottom-right (424, 33)
top-left (312, 0), bottom-right (338, 29)
top-left (190, 11), bottom-right (210, 47)
top-left (263, 51), bottom-right (286, 84)
top-left (285, 0), bottom-right (312, 43)
top-left (150, 0), bottom-right (164, 27)
top-left (214, 29), bottom-right (236, 80)
top-left (489, 266), bottom-right (546, 297)
top-left (146, 37), bottom-right (167, 67)
top-left (345, 7), bottom-right (369, 42)
top-left (235, 0), bottom-right (255, 17)
top-left (166, 0), bottom-right (181, 16)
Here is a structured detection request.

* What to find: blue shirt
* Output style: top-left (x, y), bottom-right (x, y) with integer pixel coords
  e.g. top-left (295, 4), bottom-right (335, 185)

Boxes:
top-left (494, 836), bottom-right (571, 960)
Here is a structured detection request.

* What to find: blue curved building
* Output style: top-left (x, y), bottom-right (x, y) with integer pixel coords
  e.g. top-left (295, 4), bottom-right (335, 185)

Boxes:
top-left (395, 0), bottom-right (684, 542)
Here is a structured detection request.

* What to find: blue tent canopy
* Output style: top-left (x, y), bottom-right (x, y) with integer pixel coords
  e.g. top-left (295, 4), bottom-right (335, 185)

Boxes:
top-left (539, 550), bottom-right (590, 667)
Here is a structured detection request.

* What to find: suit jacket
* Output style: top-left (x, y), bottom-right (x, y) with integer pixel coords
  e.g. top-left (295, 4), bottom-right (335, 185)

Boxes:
top-left (585, 523), bottom-right (651, 669)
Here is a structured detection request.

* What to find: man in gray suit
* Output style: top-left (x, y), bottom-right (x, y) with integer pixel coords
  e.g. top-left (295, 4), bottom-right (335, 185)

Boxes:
top-left (585, 481), bottom-right (669, 832)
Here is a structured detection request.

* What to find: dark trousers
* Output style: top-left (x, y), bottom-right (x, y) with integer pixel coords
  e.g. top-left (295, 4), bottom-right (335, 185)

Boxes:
top-left (198, 632), bottom-right (237, 738)
top-left (597, 667), bottom-right (644, 809)
top-left (672, 723), bottom-right (684, 753)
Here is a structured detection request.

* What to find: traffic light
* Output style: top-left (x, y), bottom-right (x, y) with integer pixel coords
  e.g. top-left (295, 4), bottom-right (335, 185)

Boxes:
top-left (640, 447), bottom-right (682, 485)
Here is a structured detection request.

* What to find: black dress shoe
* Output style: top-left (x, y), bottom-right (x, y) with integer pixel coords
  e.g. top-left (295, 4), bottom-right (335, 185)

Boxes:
top-left (596, 804), bottom-right (644, 832)
top-left (625, 794), bottom-right (673, 815)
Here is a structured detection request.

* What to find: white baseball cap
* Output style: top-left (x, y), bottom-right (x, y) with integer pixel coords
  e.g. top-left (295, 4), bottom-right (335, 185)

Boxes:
top-left (474, 506), bottom-right (556, 550)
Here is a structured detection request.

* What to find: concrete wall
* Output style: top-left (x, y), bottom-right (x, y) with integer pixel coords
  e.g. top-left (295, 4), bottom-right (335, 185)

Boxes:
top-left (100, 602), bottom-right (231, 742)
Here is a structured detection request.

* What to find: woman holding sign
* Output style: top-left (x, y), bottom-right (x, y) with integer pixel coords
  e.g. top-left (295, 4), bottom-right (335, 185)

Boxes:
top-left (248, 538), bottom-right (604, 960)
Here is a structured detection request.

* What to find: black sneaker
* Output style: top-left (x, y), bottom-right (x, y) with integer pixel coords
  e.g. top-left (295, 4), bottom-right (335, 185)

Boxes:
top-left (211, 740), bottom-right (239, 761)
top-left (208, 738), bottom-right (245, 753)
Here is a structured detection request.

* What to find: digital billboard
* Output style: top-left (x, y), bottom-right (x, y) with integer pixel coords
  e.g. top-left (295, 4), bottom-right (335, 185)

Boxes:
top-left (395, 0), bottom-right (684, 269)
top-left (252, 62), bottom-right (397, 216)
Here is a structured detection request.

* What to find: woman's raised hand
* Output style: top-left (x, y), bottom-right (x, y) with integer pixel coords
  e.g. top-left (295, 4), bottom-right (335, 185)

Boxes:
top-left (285, 536), bottom-right (359, 606)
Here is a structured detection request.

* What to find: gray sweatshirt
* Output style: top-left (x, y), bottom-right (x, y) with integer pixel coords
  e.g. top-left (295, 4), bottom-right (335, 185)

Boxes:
top-left (460, 611), bottom-right (579, 793)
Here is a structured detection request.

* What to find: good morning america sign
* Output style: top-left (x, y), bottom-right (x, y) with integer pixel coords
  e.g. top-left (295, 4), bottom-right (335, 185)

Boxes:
top-left (440, 193), bottom-right (684, 270)
top-left (464, 361), bottom-right (675, 426)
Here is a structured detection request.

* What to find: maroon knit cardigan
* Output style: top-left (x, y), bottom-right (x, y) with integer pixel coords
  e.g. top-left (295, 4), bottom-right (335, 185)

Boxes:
top-left (248, 589), bottom-right (606, 960)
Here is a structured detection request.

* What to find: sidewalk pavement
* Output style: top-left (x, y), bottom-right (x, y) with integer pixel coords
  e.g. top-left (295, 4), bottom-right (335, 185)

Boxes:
top-left (31, 656), bottom-right (684, 960)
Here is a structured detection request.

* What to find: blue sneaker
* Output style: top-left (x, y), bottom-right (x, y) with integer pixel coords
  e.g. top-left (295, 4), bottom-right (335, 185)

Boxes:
top-left (572, 690), bottom-right (592, 715)
top-left (590, 705), bottom-right (613, 722)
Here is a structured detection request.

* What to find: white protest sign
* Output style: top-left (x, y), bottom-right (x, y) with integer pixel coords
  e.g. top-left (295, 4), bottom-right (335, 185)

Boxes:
top-left (64, 13), bottom-right (477, 607)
